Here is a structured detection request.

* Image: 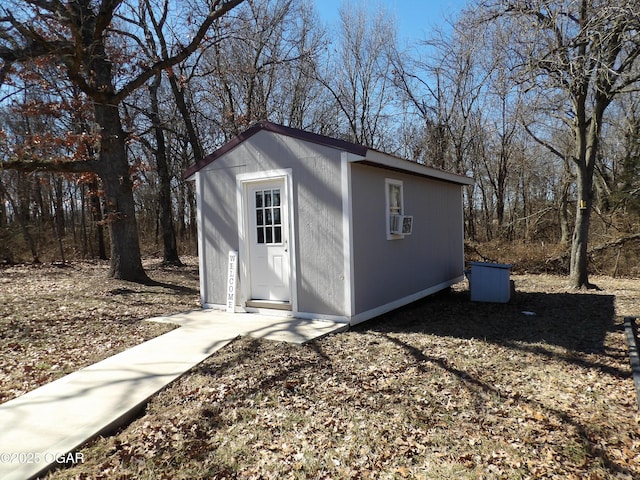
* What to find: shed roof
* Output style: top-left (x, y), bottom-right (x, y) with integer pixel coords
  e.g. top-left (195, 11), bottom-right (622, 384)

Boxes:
top-left (184, 121), bottom-right (474, 186)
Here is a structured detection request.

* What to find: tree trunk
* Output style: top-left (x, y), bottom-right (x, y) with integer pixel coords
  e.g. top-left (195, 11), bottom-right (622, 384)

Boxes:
top-left (177, 173), bottom-right (187, 239)
top-left (54, 203), bottom-right (66, 264)
top-left (88, 177), bottom-right (107, 260)
top-left (0, 187), bottom-right (5, 228)
top-left (0, 182), bottom-right (11, 263)
top-left (465, 186), bottom-right (476, 241)
top-left (1, 178), bottom-right (40, 264)
top-left (149, 73), bottom-right (182, 266)
top-left (54, 176), bottom-right (65, 238)
top-left (167, 73), bottom-right (205, 164)
top-left (93, 101), bottom-right (149, 282)
top-left (559, 174), bottom-right (571, 245)
top-left (80, 183), bottom-right (89, 258)
top-left (569, 164), bottom-right (593, 288)
top-left (186, 181), bottom-right (197, 246)
top-left (32, 174), bottom-right (47, 238)
top-left (568, 99), bottom-right (606, 289)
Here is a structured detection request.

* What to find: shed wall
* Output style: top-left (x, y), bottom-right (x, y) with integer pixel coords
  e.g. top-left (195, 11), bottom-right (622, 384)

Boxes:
top-left (197, 130), bottom-right (346, 316)
top-left (198, 162), bottom-right (241, 305)
top-left (350, 163), bottom-right (465, 315)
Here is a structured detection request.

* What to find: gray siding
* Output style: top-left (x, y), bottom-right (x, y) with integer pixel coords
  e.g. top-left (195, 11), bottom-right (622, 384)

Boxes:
top-left (198, 130), bottom-right (346, 316)
top-left (197, 155), bottom-right (246, 305)
top-left (293, 154), bottom-right (346, 316)
top-left (350, 163), bottom-right (464, 314)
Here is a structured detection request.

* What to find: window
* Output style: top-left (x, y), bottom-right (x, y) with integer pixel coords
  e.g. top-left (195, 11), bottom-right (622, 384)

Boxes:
top-left (385, 179), bottom-right (404, 239)
top-left (255, 188), bottom-right (282, 244)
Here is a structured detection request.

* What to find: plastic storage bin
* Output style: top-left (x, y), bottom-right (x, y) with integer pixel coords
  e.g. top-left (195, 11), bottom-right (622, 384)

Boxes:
top-left (468, 261), bottom-right (512, 303)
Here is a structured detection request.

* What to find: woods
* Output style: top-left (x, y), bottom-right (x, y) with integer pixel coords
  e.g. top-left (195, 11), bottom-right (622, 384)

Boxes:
top-left (1, 0), bottom-right (639, 283)
top-left (0, 0), bottom-right (245, 281)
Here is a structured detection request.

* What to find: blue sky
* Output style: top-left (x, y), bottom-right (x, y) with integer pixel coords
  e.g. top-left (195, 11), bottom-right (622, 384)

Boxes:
top-left (314, 0), bottom-right (471, 43)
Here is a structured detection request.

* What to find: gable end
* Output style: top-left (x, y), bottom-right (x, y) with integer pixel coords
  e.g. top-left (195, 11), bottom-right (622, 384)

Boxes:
top-left (184, 121), bottom-right (368, 179)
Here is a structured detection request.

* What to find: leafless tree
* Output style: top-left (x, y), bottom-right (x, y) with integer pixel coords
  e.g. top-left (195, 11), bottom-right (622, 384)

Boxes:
top-left (0, 0), bottom-right (244, 281)
top-left (599, 94), bottom-right (640, 218)
top-left (390, 14), bottom-right (501, 239)
top-left (195, 0), bottom-right (326, 139)
top-left (480, 0), bottom-right (640, 288)
top-left (316, 2), bottom-right (398, 149)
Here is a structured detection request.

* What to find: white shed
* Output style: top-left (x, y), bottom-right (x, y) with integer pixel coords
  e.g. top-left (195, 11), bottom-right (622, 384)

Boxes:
top-left (185, 121), bottom-right (473, 325)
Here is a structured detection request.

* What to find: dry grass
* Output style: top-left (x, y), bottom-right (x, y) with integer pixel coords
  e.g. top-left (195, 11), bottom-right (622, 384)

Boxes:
top-left (0, 257), bottom-right (201, 403)
top-left (466, 239), bottom-right (640, 277)
top-left (15, 267), bottom-right (635, 479)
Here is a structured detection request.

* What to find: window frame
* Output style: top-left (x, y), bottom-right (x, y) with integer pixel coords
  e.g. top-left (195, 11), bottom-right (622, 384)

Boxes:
top-left (385, 178), bottom-right (404, 240)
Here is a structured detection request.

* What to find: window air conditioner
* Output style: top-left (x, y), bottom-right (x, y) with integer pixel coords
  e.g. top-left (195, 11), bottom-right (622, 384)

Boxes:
top-left (390, 215), bottom-right (413, 235)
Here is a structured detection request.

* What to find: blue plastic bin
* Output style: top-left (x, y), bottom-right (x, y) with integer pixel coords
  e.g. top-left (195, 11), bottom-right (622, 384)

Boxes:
top-left (468, 261), bottom-right (512, 303)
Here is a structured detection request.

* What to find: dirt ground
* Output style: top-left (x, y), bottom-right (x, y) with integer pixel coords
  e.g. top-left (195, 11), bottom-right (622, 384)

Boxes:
top-left (1, 261), bottom-right (639, 478)
top-left (0, 257), bottom-right (200, 403)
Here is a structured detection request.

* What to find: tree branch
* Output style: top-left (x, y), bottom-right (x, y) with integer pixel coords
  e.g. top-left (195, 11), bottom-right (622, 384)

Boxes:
top-left (523, 123), bottom-right (566, 161)
top-left (113, 0), bottom-right (245, 103)
top-left (0, 159), bottom-right (97, 174)
top-left (95, 0), bottom-right (122, 41)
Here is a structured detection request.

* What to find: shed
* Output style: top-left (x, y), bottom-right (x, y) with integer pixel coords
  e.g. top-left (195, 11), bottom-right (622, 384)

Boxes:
top-left (185, 121), bottom-right (474, 325)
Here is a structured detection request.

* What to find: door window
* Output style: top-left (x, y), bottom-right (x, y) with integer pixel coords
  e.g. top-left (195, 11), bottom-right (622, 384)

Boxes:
top-left (255, 189), bottom-right (282, 244)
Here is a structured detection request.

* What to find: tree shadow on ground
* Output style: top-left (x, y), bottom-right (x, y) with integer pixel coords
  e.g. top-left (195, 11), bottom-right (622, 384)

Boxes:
top-left (355, 287), bottom-right (627, 378)
top-left (105, 281), bottom-right (199, 296)
top-left (351, 288), bottom-right (635, 477)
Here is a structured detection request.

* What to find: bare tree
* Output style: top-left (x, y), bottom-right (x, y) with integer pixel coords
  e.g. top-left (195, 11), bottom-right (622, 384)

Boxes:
top-left (391, 18), bottom-right (488, 172)
top-left (195, 0), bottom-right (327, 140)
top-left (601, 94), bottom-right (640, 218)
top-left (481, 0), bottom-right (640, 288)
top-left (141, 0), bottom-right (206, 166)
top-left (317, 2), bottom-right (398, 149)
top-left (0, 0), bottom-right (244, 281)
top-left (389, 15), bottom-right (496, 239)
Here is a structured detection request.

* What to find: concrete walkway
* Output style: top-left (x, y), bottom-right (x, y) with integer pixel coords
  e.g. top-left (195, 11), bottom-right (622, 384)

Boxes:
top-left (0, 310), bottom-right (347, 480)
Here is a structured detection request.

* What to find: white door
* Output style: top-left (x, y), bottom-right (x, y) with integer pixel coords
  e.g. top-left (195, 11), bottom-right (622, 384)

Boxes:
top-left (247, 180), bottom-right (291, 302)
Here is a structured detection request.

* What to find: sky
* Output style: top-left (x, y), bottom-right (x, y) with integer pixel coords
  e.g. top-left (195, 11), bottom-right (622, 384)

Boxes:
top-left (313, 0), bottom-right (471, 44)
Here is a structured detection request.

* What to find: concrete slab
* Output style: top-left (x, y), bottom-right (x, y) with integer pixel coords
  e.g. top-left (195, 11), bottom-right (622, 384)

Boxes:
top-left (148, 309), bottom-right (348, 344)
top-left (0, 311), bottom-right (347, 480)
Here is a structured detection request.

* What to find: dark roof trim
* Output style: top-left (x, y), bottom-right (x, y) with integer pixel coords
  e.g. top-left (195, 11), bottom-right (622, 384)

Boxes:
top-left (184, 121), bottom-right (368, 179)
top-left (355, 160), bottom-right (474, 186)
